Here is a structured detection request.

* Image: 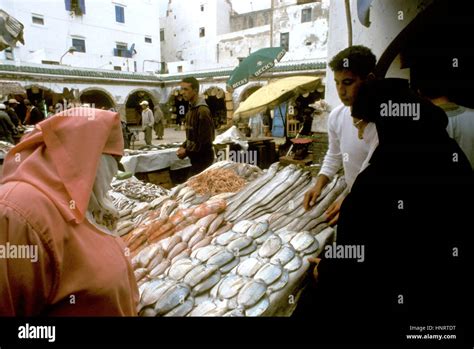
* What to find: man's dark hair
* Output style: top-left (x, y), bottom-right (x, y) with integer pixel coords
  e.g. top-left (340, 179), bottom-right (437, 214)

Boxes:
top-left (182, 77), bottom-right (199, 92)
top-left (329, 45), bottom-right (376, 78)
top-left (23, 99), bottom-right (32, 106)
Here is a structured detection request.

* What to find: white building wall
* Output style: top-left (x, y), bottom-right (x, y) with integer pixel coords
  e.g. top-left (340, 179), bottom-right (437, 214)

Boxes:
top-left (0, 0), bottom-right (161, 72)
top-left (325, 0), bottom-right (433, 108)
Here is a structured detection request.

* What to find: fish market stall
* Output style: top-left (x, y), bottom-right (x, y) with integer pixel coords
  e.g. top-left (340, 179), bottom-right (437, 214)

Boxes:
top-left (121, 147), bottom-right (191, 175)
top-left (119, 160), bottom-right (346, 317)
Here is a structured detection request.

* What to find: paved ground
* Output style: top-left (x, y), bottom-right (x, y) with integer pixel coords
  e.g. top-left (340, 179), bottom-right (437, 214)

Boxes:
top-left (128, 126), bottom-right (186, 148)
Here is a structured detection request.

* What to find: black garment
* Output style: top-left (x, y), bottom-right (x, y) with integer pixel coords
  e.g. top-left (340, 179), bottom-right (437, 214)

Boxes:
top-left (28, 107), bottom-right (45, 125)
top-left (295, 79), bottom-right (474, 344)
top-left (0, 111), bottom-right (15, 144)
top-left (181, 97), bottom-right (215, 177)
top-left (6, 107), bottom-right (20, 127)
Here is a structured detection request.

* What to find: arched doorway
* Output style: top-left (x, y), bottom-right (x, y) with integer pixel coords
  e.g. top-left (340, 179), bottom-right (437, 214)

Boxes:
top-left (80, 88), bottom-right (115, 110)
top-left (23, 85), bottom-right (61, 121)
top-left (239, 84), bottom-right (262, 103)
top-left (167, 88), bottom-right (188, 126)
top-left (125, 90), bottom-right (156, 125)
top-left (204, 86), bottom-right (227, 128)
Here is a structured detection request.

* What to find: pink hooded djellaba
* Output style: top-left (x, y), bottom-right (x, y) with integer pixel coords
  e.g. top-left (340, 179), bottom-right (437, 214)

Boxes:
top-left (0, 107), bottom-right (139, 316)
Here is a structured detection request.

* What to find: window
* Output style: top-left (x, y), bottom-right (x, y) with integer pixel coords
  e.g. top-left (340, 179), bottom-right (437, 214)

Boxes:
top-left (160, 29), bottom-right (165, 41)
top-left (32, 15), bottom-right (44, 25)
top-left (114, 66), bottom-right (122, 71)
top-left (115, 5), bottom-right (125, 23)
top-left (280, 32), bottom-right (289, 51)
top-left (42, 60), bottom-right (59, 65)
top-left (177, 66), bottom-right (183, 73)
top-left (72, 38), bottom-right (86, 52)
top-left (200, 4), bottom-right (204, 11)
top-left (65, 0), bottom-right (86, 15)
top-left (301, 8), bottom-right (312, 23)
top-left (114, 43), bottom-right (131, 57)
top-left (199, 27), bottom-right (205, 37)
top-left (145, 36), bottom-right (152, 43)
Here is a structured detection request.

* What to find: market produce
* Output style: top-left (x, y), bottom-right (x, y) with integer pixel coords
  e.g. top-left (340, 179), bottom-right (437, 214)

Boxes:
top-left (0, 141), bottom-right (14, 157)
top-left (111, 176), bottom-right (169, 202)
top-left (187, 168), bottom-right (247, 196)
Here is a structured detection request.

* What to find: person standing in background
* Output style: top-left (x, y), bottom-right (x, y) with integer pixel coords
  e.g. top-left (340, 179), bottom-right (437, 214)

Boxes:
top-left (139, 101), bottom-right (154, 146)
top-left (153, 104), bottom-right (165, 140)
top-left (6, 99), bottom-right (21, 127)
top-left (23, 99), bottom-right (44, 126)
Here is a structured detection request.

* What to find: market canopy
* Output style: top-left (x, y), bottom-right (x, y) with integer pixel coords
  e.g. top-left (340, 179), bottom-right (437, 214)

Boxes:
top-left (226, 47), bottom-right (286, 90)
top-left (0, 80), bottom-right (26, 98)
top-left (233, 76), bottom-right (322, 119)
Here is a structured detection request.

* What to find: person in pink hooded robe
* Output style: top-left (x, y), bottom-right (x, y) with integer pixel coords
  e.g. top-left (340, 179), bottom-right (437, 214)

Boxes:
top-left (0, 107), bottom-right (139, 316)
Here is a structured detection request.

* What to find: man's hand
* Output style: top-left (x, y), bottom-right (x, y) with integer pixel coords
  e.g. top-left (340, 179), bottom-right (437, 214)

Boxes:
top-left (176, 147), bottom-right (187, 159)
top-left (324, 196), bottom-right (345, 226)
top-left (308, 257), bottom-right (321, 281)
top-left (303, 185), bottom-right (322, 211)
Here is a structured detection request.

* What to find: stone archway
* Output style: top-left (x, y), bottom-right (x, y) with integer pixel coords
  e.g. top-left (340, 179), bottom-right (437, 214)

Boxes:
top-left (23, 84), bottom-right (61, 118)
top-left (124, 89), bottom-right (158, 125)
top-left (204, 86), bottom-right (227, 127)
top-left (79, 87), bottom-right (116, 110)
top-left (167, 88), bottom-right (188, 126)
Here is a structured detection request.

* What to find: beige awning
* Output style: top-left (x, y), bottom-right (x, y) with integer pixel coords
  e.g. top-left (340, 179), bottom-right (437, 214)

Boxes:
top-left (234, 76), bottom-right (321, 119)
top-left (0, 80), bottom-right (26, 97)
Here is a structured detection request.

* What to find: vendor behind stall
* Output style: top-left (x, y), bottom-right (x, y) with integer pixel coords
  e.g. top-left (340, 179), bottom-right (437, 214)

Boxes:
top-left (0, 107), bottom-right (139, 316)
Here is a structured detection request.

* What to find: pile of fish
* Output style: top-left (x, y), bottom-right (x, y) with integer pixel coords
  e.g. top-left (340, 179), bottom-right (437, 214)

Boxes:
top-left (133, 163), bottom-right (346, 316)
top-left (136, 217), bottom-right (335, 316)
top-left (111, 176), bottom-right (169, 202)
top-left (0, 141), bottom-right (14, 158)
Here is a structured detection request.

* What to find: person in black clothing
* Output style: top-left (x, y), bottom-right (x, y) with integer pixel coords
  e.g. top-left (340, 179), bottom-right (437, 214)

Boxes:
top-left (293, 79), bottom-right (473, 345)
top-left (0, 103), bottom-right (16, 144)
top-left (23, 99), bottom-right (45, 125)
top-left (177, 77), bottom-right (215, 178)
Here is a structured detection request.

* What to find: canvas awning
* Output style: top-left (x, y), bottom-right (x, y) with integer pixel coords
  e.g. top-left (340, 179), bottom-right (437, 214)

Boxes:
top-left (0, 81), bottom-right (26, 97)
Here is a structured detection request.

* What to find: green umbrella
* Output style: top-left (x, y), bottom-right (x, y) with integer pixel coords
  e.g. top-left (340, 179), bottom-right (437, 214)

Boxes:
top-left (227, 47), bottom-right (286, 90)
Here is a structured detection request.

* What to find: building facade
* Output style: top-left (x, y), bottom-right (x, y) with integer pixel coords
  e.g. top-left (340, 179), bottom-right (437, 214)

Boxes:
top-left (0, 0), bottom-right (161, 73)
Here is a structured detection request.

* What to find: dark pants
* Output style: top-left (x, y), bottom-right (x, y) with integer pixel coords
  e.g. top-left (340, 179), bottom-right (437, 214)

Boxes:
top-left (188, 148), bottom-right (214, 178)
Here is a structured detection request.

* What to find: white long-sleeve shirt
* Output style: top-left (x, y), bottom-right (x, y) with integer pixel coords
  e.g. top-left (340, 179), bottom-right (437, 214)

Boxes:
top-left (319, 104), bottom-right (379, 190)
top-left (141, 108), bottom-right (154, 129)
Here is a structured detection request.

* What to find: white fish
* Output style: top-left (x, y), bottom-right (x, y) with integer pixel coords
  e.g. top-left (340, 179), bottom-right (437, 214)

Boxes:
top-left (168, 241), bottom-right (188, 260)
top-left (284, 254), bottom-right (302, 272)
top-left (192, 271), bottom-right (221, 296)
top-left (233, 220), bottom-right (254, 234)
top-left (184, 264), bottom-right (219, 287)
top-left (227, 236), bottom-right (253, 252)
top-left (246, 221), bottom-right (269, 239)
top-left (254, 263), bottom-right (283, 286)
top-left (277, 229), bottom-right (299, 244)
top-left (167, 258), bottom-right (196, 281)
top-left (148, 259), bottom-right (171, 279)
top-left (140, 279), bottom-right (176, 308)
top-left (237, 242), bottom-right (257, 257)
top-left (139, 306), bottom-right (157, 317)
top-left (237, 280), bottom-right (267, 308)
top-left (258, 235), bottom-right (282, 258)
top-left (214, 230), bottom-right (240, 246)
top-left (237, 257), bottom-right (264, 278)
top-left (219, 256), bottom-right (240, 274)
top-left (207, 249), bottom-right (235, 267)
top-left (245, 296), bottom-right (270, 317)
top-left (270, 245), bottom-right (295, 266)
top-left (217, 274), bottom-right (248, 299)
top-left (223, 308), bottom-right (245, 317)
top-left (163, 298), bottom-right (195, 317)
top-left (192, 244), bottom-right (223, 262)
top-left (302, 239), bottom-right (320, 255)
top-left (179, 225), bottom-right (200, 243)
top-left (163, 235), bottom-right (182, 255)
top-left (268, 270), bottom-right (289, 293)
top-left (255, 230), bottom-right (274, 245)
top-left (188, 300), bottom-right (218, 316)
top-left (154, 283), bottom-right (191, 315)
top-left (290, 231), bottom-right (315, 252)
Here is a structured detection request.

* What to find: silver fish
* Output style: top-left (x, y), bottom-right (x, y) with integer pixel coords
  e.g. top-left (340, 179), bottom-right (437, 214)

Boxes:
top-left (233, 220), bottom-right (254, 234)
top-left (171, 248), bottom-right (191, 264)
top-left (168, 241), bottom-right (188, 260)
top-left (227, 236), bottom-right (253, 253)
top-left (139, 306), bottom-right (157, 317)
top-left (246, 221), bottom-right (269, 239)
top-left (209, 278), bottom-right (224, 299)
top-left (284, 254), bottom-right (302, 272)
top-left (167, 258), bottom-right (196, 281)
top-left (237, 242), bottom-right (257, 257)
top-left (188, 300), bottom-right (218, 316)
top-left (218, 274), bottom-right (248, 299)
top-left (214, 230), bottom-right (240, 246)
top-left (290, 231), bottom-right (315, 252)
top-left (237, 280), bottom-right (267, 308)
top-left (254, 263), bottom-right (283, 286)
top-left (196, 213), bottom-right (218, 230)
top-left (268, 270), bottom-right (289, 293)
top-left (192, 271), bottom-right (221, 296)
top-left (140, 279), bottom-right (176, 308)
top-left (254, 230), bottom-right (274, 245)
top-left (184, 264), bottom-right (219, 287)
top-left (223, 308), bottom-right (245, 317)
top-left (245, 296), bottom-right (270, 317)
top-left (219, 256), bottom-right (240, 274)
top-left (302, 239), bottom-right (320, 255)
top-left (277, 229), bottom-right (298, 244)
top-left (206, 213), bottom-right (225, 236)
top-left (148, 259), bottom-right (171, 279)
top-left (154, 283), bottom-right (191, 315)
top-left (163, 297), bottom-right (195, 317)
top-left (237, 257), bottom-right (264, 278)
top-left (188, 230), bottom-right (206, 249)
top-left (270, 245), bottom-right (296, 266)
top-left (258, 235), bottom-right (282, 258)
top-left (207, 249), bottom-right (235, 267)
top-left (133, 244), bottom-right (162, 269)
top-left (191, 236), bottom-right (213, 251)
top-left (163, 235), bottom-right (182, 255)
top-left (192, 244), bottom-right (223, 262)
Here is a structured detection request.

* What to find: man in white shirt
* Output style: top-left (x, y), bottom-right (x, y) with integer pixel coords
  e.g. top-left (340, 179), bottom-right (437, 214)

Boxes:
top-left (303, 46), bottom-right (378, 225)
top-left (140, 101), bottom-right (154, 146)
